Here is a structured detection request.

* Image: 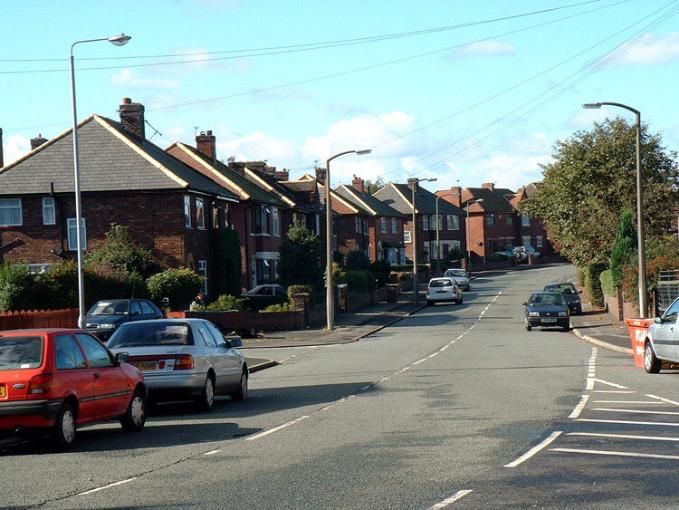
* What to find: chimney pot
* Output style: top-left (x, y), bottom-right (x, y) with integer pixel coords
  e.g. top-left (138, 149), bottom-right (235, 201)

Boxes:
top-left (118, 98), bottom-right (145, 139)
top-left (351, 175), bottom-right (365, 193)
top-left (482, 182), bottom-right (495, 191)
top-left (30, 133), bottom-right (49, 150)
top-left (122, 97), bottom-right (132, 105)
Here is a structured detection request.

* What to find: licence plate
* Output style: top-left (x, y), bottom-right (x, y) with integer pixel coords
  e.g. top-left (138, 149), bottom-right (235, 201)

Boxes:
top-left (436, 290), bottom-right (449, 294)
top-left (541, 318), bottom-right (557, 323)
top-left (0, 385), bottom-right (5, 398)
top-left (132, 361), bottom-right (158, 371)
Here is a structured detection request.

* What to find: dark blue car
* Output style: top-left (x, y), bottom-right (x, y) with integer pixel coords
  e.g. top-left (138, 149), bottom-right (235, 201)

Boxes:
top-left (523, 292), bottom-right (570, 331)
top-left (85, 299), bottom-right (164, 341)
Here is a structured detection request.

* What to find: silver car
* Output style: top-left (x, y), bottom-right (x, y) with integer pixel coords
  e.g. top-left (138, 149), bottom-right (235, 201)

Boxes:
top-left (644, 298), bottom-right (679, 373)
top-left (443, 268), bottom-right (471, 291)
top-left (108, 319), bottom-right (248, 410)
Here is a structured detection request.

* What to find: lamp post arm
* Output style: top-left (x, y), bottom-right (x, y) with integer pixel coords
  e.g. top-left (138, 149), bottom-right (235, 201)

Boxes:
top-left (70, 38), bottom-right (110, 56)
top-left (596, 102), bottom-right (640, 116)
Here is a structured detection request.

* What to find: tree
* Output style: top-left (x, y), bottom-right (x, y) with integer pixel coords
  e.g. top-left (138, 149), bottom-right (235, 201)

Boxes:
top-left (278, 222), bottom-right (323, 289)
top-left (345, 250), bottom-right (371, 271)
top-left (213, 228), bottom-right (242, 296)
top-left (86, 224), bottom-right (161, 278)
top-left (147, 268), bottom-right (203, 311)
top-left (522, 118), bottom-right (678, 266)
top-left (609, 210), bottom-right (636, 286)
top-left (365, 177), bottom-right (385, 195)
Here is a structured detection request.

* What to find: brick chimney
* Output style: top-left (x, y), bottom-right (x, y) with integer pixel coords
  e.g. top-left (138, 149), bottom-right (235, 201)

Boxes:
top-left (118, 98), bottom-right (145, 139)
top-left (30, 133), bottom-right (48, 150)
top-left (0, 128), bottom-right (4, 168)
top-left (274, 169), bottom-right (289, 181)
top-left (482, 182), bottom-right (495, 191)
top-left (195, 130), bottom-right (216, 162)
top-left (440, 186), bottom-right (462, 207)
top-left (315, 167), bottom-right (327, 184)
top-left (352, 175), bottom-right (365, 193)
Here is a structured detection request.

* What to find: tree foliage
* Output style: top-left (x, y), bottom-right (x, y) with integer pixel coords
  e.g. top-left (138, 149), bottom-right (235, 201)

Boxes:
top-left (213, 228), bottom-right (242, 296)
top-left (85, 224), bottom-right (161, 279)
top-left (278, 222), bottom-right (323, 289)
top-left (345, 250), bottom-right (371, 271)
top-left (147, 268), bottom-right (203, 311)
top-left (609, 210), bottom-right (636, 286)
top-left (521, 118), bottom-right (678, 266)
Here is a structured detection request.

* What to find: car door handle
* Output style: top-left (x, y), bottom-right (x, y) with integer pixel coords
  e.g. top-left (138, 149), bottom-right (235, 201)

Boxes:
top-left (94, 372), bottom-right (101, 379)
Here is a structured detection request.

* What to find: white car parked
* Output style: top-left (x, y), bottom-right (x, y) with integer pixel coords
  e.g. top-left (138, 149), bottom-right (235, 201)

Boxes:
top-left (426, 277), bottom-right (463, 306)
top-left (644, 297), bottom-right (679, 373)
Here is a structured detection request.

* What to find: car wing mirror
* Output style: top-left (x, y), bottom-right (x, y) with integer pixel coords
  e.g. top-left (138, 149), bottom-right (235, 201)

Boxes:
top-left (522, 302), bottom-right (528, 306)
top-left (223, 335), bottom-right (244, 349)
top-left (115, 352), bottom-right (129, 364)
top-left (654, 317), bottom-right (663, 324)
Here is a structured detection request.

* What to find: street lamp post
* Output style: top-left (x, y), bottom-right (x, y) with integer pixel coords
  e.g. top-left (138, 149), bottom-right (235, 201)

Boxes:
top-left (409, 177), bottom-right (437, 305)
top-left (70, 34), bottom-right (131, 328)
top-left (325, 149), bottom-right (371, 331)
top-left (583, 102), bottom-right (647, 318)
top-left (466, 198), bottom-right (484, 269)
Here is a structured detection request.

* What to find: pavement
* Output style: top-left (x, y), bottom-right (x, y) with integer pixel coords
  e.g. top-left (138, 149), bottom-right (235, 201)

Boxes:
top-left (570, 302), bottom-right (633, 355)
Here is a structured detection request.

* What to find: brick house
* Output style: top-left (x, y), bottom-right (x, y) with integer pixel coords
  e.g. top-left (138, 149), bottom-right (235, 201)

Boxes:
top-left (0, 99), bottom-right (239, 297)
top-left (373, 181), bottom-right (465, 264)
top-left (326, 186), bottom-right (371, 259)
top-left (166, 134), bottom-right (290, 289)
top-left (510, 183), bottom-right (554, 255)
top-left (334, 176), bottom-right (407, 264)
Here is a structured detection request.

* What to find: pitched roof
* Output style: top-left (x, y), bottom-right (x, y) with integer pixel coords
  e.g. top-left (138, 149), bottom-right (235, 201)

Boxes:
top-left (335, 185), bottom-right (404, 217)
top-left (463, 187), bottom-right (516, 213)
top-left (373, 183), bottom-right (464, 215)
top-left (166, 142), bottom-right (284, 206)
top-left (0, 116), bottom-right (238, 201)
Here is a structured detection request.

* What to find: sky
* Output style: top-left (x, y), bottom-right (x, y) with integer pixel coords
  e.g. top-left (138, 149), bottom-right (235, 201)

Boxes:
top-left (2, 0), bottom-right (678, 193)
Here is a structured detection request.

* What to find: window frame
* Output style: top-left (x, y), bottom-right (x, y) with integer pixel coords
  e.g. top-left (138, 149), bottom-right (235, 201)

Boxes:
top-left (0, 198), bottom-right (23, 227)
top-left (198, 259), bottom-right (208, 295)
top-left (67, 218), bottom-right (87, 251)
top-left (272, 207), bottom-right (280, 237)
top-left (404, 230), bottom-right (412, 243)
top-left (42, 197), bottom-right (56, 225)
top-left (195, 198), bottom-right (206, 229)
top-left (521, 214), bottom-right (530, 227)
top-left (184, 195), bottom-right (192, 228)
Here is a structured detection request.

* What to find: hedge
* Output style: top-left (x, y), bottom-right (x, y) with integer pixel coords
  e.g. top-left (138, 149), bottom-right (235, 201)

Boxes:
top-left (599, 269), bottom-right (616, 298)
top-left (147, 268), bottom-right (203, 311)
top-left (585, 263), bottom-right (607, 308)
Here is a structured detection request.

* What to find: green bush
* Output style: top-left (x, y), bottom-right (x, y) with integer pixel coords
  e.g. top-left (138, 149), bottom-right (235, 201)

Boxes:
top-left (262, 301), bottom-right (297, 312)
top-left (344, 270), bottom-right (376, 293)
top-left (345, 250), bottom-right (371, 271)
top-left (147, 268), bottom-right (204, 311)
top-left (576, 266), bottom-right (586, 287)
top-left (205, 294), bottom-right (244, 312)
top-left (287, 284), bottom-right (315, 305)
top-left (0, 263), bottom-right (37, 312)
top-left (369, 260), bottom-right (391, 288)
top-left (86, 224), bottom-right (161, 279)
top-left (585, 263), bottom-right (607, 308)
top-left (599, 269), bottom-right (616, 297)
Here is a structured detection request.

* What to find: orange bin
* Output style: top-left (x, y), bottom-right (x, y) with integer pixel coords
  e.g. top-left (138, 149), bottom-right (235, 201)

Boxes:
top-left (625, 318), bottom-right (655, 368)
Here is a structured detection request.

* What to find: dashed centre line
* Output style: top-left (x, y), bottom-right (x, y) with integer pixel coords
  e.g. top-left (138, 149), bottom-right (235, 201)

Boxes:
top-left (427, 489), bottom-right (474, 509)
top-left (77, 478), bottom-right (138, 496)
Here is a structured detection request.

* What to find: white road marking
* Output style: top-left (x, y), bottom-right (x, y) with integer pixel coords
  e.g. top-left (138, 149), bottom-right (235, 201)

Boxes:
top-left (399, 366), bottom-right (411, 373)
top-left (569, 394), bottom-right (590, 419)
top-left (577, 418), bottom-right (679, 427)
top-left (428, 489), bottom-right (474, 509)
top-left (593, 408), bottom-right (679, 416)
top-left (440, 345), bottom-right (450, 352)
top-left (379, 377), bottom-right (390, 383)
top-left (505, 431), bottom-right (563, 468)
top-left (413, 358), bottom-right (427, 365)
top-left (203, 449), bottom-right (221, 456)
top-left (77, 478), bottom-right (138, 496)
top-left (594, 390), bottom-right (635, 394)
top-left (593, 400), bottom-right (666, 405)
top-left (550, 448), bottom-right (679, 461)
top-left (428, 353), bottom-right (439, 358)
top-left (361, 385), bottom-right (372, 391)
top-left (567, 432), bottom-right (679, 442)
top-left (456, 335), bottom-right (464, 340)
top-left (592, 378), bottom-right (628, 389)
top-left (647, 394), bottom-right (679, 407)
top-left (245, 416), bottom-right (309, 441)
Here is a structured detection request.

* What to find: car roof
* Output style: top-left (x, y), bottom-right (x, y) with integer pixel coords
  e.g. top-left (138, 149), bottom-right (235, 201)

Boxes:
top-left (430, 277), bottom-right (454, 282)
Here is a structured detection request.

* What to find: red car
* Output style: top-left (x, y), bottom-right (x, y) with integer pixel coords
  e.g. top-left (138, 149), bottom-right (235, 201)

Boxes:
top-left (0, 329), bottom-right (147, 448)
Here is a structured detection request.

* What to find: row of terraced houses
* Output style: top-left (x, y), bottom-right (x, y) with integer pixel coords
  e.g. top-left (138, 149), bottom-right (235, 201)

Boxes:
top-left (0, 99), bottom-right (553, 297)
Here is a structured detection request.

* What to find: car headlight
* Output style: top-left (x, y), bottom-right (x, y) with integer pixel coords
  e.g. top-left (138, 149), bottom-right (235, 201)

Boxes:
top-left (98, 323), bottom-right (116, 330)
top-left (558, 312), bottom-right (568, 317)
top-left (528, 312), bottom-right (539, 317)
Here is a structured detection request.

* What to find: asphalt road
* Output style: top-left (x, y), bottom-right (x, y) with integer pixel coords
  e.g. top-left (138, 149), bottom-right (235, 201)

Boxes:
top-left (3, 264), bottom-right (679, 509)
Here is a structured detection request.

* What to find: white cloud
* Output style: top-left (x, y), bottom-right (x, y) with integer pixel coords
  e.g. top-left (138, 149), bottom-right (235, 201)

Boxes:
top-left (568, 108), bottom-right (609, 129)
top-left (618, 32), bottom-right (679, 64)
top-left (111, 69), bottom-right (179, 90)
top-left (216, 131), bottom-right (300, 164)
top-left (451, 40), bottom-right (515, 59)
top-left (2, 134), bottom-right (31, 167)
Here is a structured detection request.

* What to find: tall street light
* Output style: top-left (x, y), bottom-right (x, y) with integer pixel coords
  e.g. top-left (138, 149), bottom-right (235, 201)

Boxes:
top-left (325, 149), bottom-right (372, 331)
top-left (435, 191), bottom-right (461, 275)
top-left (583, 102), bottom-right (647, 318)
top-left (466, 198), bottom-right (484, 268)
top-left (71, 33), bottom-right (131, 328)
top-left (409, 177), bottom-right (437, 305)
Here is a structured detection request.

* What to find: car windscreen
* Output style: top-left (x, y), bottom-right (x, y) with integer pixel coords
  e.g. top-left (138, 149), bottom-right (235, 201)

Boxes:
top-left (430, 280), bottom-right (453, 288)
top-left (446, 270), bottom-right (467, 277)
top-left (108, 323), bottom-right (192, 348)
top-left (529, 293), bottom-right (566, 306)
top-left (88, 301), bottom-right (129, 316)
top-left (0, 336), bottom-right (43, 370)
top-left (544, 284), bottom-right (576, 295)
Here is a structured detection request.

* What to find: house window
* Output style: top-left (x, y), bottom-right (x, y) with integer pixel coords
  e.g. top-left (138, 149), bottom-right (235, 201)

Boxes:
top-left (184, 196), bottom-right (192, 228)
top-left (195, 198), bottom-right (205, 229)
top-left (404, 230), bottom-right (412, 243)
top-left (272, 207), bottom-right (280, 237)
top-left (212, 206), bottom-right (220, 229)
top-left (381, 218), bottom-right (387, 233)
top-left (355, 216), bottom-right (360, 233)
top-left (363, 218), bottom-right (368, 235)
top-left (42, 197), bottom-right (56, 225)
top-left (0, 198), bottom-right (22, 227)
top-left (67, 218), bottom-right (87, 251)
top-left (423, 215), bottom-right (429, 231)
top-left (485, 214), bottom-right (496, 226)
top-left (198, 260), bottom-right (208, 295)
top-left (447, 214), bottom-right (459, 230)
top-left (506, 214), bottom-right (513, 225)
top-left (521, 214), bottom-right (530, 227)
top-left (522, 235), bottom-right (532, 247)
top-left (391, 218), bottom-right (397, 234)
top-left (536, 235), bottom-right (544, 248)
top-left (253, 206), bottom-right (271, 234)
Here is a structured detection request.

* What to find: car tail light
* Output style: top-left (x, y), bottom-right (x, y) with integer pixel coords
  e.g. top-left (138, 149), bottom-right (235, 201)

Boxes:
top-left (28, 373), bottom-right (53, 395)
top-left (173, 354), bottom-right (194, 370)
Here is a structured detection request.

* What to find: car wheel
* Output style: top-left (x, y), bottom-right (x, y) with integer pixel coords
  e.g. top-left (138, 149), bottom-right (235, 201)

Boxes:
top-left (525, 323), bottom-right (532, 331)
top-left (426, 300), bottom-right (433, 306)
top-left (195, 374), bottom-right (216, 412)
top-left (230, 370), bottom-right (248, 401)
top-left (53, 402), bottom-right (77, 449)
top-left (644, 341), bottom-right (661, 374)
top-left (120, 389), bottom-right (146, 432)
top-left (562, 324), bottom-right (570, 332)
top-left (458, 295), bottom-right (463, 304)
